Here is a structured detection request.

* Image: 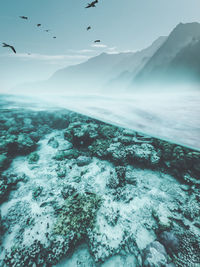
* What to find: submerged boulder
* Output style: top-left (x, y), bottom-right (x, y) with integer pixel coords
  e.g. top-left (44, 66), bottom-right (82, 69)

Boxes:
top-left (0, 176), bottom-right (8, 203)
top-left (159, 231), bottom-right (179, 255)
top-left (142, 241), bottom-right (169, 267)
top-left (76, 156), bottom-right (92, 166)
top-left (17, 134), bottom-right (36, 154)
top-left (0, 153), bottom-right (8, 171)
top-left (64, 122), bottom-right (99, 147)
top-left (126, 143), bottom-right (161, 167)
top-left (54, 192), bottom-right (102, 241)
top-left (47, 137), bottom-right (59, 148)
top-left (27, 152), bottom-right (39, 164)
top-left (54, 149), bottom-right (80, 161)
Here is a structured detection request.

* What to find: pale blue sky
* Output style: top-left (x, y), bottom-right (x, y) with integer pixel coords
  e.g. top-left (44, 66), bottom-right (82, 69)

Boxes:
top-left (0, 0), bottom-right (200, 91)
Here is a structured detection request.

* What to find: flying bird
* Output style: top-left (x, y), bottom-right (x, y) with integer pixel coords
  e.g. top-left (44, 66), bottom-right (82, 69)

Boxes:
top-left (53, 36), bottom-right (56, 39)
top-left (87, 26), bottom-right (91, 31)
top-left (44, 30), bottom-right (50, 32)
top-left (2, 43), bottom-right (16, 54)
top-left (85, 1), bottom-right (97, 8)
top-left (19, 16), bottom-right (28, 20)
top-left (37, 24), bottom-right (41, 27)
top-left (94, 40), bottom-right (100, 43)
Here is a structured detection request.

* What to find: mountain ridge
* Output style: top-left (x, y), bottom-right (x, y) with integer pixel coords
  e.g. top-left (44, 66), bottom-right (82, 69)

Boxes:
top-left (134, 22), bottom-right (200, 85)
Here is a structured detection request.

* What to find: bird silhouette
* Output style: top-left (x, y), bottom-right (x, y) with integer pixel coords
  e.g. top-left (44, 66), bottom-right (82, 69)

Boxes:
top-left (53, 36), bottom-right (56, 39)
top-left (85, 1), bottom-right (97, 8)
top-left (19, 16), bottom-right (28, 20)
top-left (37, 24), bottom-right (41, 27)
top-left (44, 30), bottom-right (50, 32)
top-left (94, 40), bottom-right (100, 43)
top-left (2, 43), bottom-right (16, 53)
top-left (87, 26), bottom-right (91, 31)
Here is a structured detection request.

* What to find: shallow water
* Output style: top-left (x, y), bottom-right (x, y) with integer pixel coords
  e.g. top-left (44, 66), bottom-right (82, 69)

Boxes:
top-left (0, 96), bottom-right (199, 266)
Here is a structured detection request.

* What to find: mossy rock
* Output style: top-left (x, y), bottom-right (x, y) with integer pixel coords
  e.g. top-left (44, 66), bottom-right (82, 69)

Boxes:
top-left (54, 149), bottom-right (79, 161)
top-left (17, 134), bottom-right (36, 154)
top-left (54, 192), bottom-right (102, 240)
top-left (98, 124), bottom-right (119, 138)
top-left (32, 186), bottom-right (43, 200)
top-left (88, 139), bottom-right (111, 158)
top-left (64, 122), bottom-right (99, 147)
top-left (27, 152), bottom-right (39, 164)
top-left (0, 178), bottom-right (9, 203)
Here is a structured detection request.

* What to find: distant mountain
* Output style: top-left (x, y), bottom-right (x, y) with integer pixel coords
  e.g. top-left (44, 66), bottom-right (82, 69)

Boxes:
top-left (48, 36), bottom-right (165, 94)
top-left (12, 37), bottom-right (166, 95)
top-left (134, 22), bottom-right (200, 85)
top-left (12, 22), bottom-right (200, 95)
top-left (105, 36), bottom-right (166, 91)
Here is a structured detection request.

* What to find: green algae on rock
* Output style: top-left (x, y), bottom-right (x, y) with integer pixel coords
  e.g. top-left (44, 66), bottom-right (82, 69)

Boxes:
top-left (54, 192), bottom-right (102, 241)
top-left (27, 152), bottom-right (40, 164)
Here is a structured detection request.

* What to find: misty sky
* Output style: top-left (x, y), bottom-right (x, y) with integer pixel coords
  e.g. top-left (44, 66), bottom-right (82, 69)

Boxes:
top-left (0, 0), bottom-right (200, 92)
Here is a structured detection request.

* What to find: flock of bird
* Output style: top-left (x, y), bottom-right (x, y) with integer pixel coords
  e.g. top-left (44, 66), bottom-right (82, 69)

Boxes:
top-left (2, 1), bottom-right (101, 54)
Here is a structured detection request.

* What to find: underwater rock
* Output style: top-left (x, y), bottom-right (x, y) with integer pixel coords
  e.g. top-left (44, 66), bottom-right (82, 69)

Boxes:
top-left (61, 184), bottom-right (76, 199)
top-left (56, 163), bottom-right (67, 178)
top-left (47, 137), bottom-right (59, 148)
top-left (152, 204), bottom-right (172, 231)
top-left (171, 146), bottom-right (186, 170)
top-left (76, 156), bottom-right (92, 166)
top-left (54, 149), bottom-right (79, 161)
top-left (104, 207), bottom-right (120, 226)
top-left (4, 240), bottom-right (44, 266)
top-left (0, 211), bottom-right (3, 235)
top-left (54, 192), bottom-right (102, 242)
top-left (106, 171), bottom-right (120, 189)
top-left (182, 195), bottom-right (200, 221)
top-left (98, 124), bottom-right (119, 139)
top-left (159, 231), bottom-right (179, 255)
top-left (27, 152), bottom-right (40, 164)
top-left (32, 186), bottom-right (43, 200)
top-left (4, 200), bottom-right (33, 229)
top-left (126, 143), bottom-right (160, 167)
top-left (88, 139), bottom-right (111, 158)
top-left (64, 122), bottom-right (99, 147)
top-left (142, 241), bottom-right (169, 267)
top-left (0, 153), bottom-right (8, 171)
top-left (17, 133), bottom-right (36, 155)
top-left (107, 142), bottom-right (127, 163)
top-left (29, 131), bottom-right (41, 142)
top-left (115, 166), bottom-right (126, 186)
top-left (185, 151), bottom-right (200, 175)
top-left (0, 172), bottom-right (28, 204)
top-left (125, 166), bottom-right (137, 185)
top-left (173, 230), bottom-right (200, 266)
top-left (58, 141), bottom-right (73, 151)
top-left (112, 184), bottom-right (135, 203)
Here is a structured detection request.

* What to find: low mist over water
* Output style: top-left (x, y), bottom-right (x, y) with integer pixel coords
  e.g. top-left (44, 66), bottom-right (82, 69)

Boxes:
top-left (1, 89), bottom-right (200, 151)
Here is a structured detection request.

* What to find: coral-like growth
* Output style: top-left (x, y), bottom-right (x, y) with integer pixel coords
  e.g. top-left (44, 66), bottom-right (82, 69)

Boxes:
top-left (28, 152), bottom-right (40, 164)
top-left (54, 192), bottom-right (102, 241)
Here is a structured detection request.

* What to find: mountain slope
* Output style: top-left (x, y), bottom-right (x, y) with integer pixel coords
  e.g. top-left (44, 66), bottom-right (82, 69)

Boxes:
top-left (48, 36), bottom-right (166, 93)
top-left (134, 22), bottom-right (200, 85)
top-left (106, 36), bottom-right (166, 91)
top-left (12, 37), bottom-right (166, 95)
